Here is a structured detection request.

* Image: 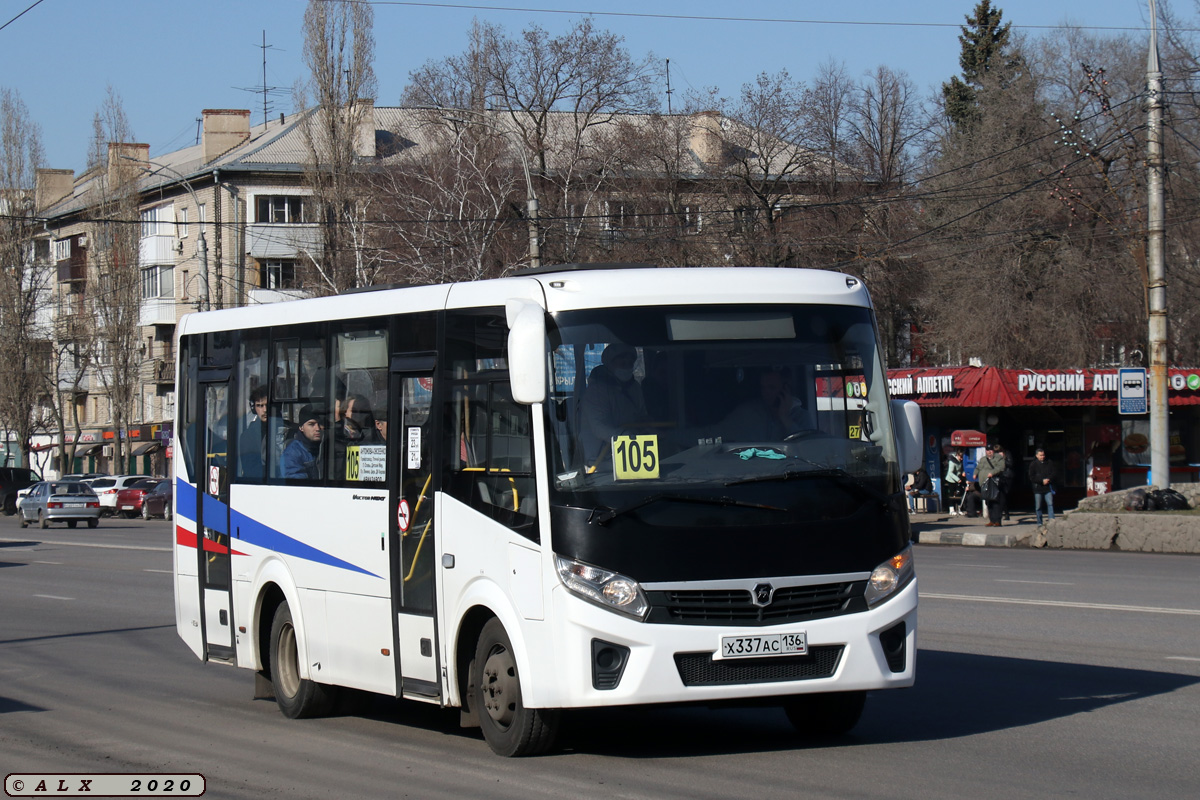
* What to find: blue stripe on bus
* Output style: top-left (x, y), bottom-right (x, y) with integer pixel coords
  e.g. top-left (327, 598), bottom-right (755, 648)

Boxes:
top-left (175, 478), bottom-right (381, 579)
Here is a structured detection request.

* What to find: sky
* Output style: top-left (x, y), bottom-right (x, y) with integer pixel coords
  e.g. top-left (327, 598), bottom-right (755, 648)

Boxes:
top-left (0, 0), bottom-right (1161, 174)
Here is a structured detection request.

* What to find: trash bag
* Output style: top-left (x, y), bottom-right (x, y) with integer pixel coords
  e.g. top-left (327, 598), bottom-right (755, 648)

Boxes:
top-left (1124, 488), bottom-right (1148, 511)
top-left (982, 477), bottom-right (1000, 502)
top-left (1144, 488), bottom-right (1191, 511)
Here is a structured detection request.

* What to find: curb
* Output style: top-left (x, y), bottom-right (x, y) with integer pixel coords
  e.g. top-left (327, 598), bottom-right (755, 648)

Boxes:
top-left (916, 529), bottom-right (1023, 547)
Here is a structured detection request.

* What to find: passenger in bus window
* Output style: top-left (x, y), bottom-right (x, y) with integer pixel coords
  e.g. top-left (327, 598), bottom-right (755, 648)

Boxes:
top-left (282, 405), bottom-right (326, 479)
top-left (238, 387), bottom-right (270, 479)
top-left (578, 343), bottom-right (649, 464)
top-left (721, 368), bottom-right (808, 441)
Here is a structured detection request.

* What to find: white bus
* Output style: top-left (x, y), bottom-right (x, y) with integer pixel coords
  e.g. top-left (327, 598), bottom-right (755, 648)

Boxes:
top-left (173, 264), bottom-right (923, 756)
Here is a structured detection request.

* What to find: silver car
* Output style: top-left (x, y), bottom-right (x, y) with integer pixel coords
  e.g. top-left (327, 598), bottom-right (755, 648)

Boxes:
top-left (18, 481), bottom-right (102, 529)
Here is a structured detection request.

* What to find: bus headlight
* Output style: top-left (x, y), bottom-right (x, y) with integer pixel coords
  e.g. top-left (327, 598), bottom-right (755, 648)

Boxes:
top-left (555, 555), bottom-right (649, 620)
top-left (863, 544), bottom-right (915, 608)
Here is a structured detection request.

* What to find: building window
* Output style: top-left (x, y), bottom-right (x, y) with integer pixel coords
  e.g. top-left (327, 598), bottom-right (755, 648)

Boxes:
top-left (141, 264), bottom-right (174, 299)
top-left (256, 196), bottom-right (307, 224)
top-left (52, 239), bottom-right (71, 262)
top-left (177, 206), bottom-right (188, 238)
top-left (262, 260), bottom-right (297, 290)
top-left (140, 205), bottom-right (171, 238)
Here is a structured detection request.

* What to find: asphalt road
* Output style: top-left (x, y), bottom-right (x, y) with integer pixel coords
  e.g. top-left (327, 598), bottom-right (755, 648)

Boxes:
top-left (1, 514), bottom-right (1198, 799)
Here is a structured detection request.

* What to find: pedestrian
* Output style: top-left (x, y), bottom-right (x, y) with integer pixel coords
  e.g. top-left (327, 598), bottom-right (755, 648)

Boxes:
top-left (907, 466), bottom-right (932, 512)
top-left (974, 443), bottom-right (1008, 527)
top-left (944, 450), bottom-right (964, 515)
top-left (1028, 447), bottom-right (1060, 526)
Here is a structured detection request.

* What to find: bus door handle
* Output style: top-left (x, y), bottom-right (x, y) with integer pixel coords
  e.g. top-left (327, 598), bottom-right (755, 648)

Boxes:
top-left (442, 554), bottom-right (455, 569)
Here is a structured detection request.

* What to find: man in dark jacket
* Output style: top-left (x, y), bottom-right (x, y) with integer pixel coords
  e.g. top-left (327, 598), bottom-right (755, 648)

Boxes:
top-left (1028, 447), bottom-right (1060, 526)
top-left (282, 404), bottom-right (325, 479)
top-left (907, 466), bottom-right (933, 512)
top-left (974, 444), bottom-right (1007, 527)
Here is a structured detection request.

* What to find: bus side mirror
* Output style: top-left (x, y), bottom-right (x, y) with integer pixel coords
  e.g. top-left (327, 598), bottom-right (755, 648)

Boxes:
top-left (891, 399), bottom-right (923, 474)
top-left (507, 300), bottom-right (546, 404)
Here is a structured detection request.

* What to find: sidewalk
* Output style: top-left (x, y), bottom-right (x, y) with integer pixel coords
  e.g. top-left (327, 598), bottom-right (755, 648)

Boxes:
top-left (909, 509), bottom-right (1042, 548)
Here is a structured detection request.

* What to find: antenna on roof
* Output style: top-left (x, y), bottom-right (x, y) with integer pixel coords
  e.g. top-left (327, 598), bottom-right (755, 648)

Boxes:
top-left (665, 58), bottom-right (673, 114)
top-left (234, 30), bottom-right (286, 127)
top-left (195, 117), bottom-right (202, 145)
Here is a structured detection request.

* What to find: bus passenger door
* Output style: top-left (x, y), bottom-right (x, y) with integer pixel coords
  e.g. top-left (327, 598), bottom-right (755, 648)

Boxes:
top-left (197, 378), bottom-right (235, 662)
top-left (389, 356), bottom-right (440, 700)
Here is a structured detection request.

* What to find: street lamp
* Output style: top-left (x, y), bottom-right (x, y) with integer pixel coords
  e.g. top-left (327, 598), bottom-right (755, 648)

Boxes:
top-left (439, 109), bottom-right (540, 270)
top-left (121, 156), bottom-right (210, 312)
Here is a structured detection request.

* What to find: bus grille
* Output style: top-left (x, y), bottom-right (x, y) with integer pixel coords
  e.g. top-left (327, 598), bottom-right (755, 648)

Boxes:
top-left (674, 646), bottom-right (844, 686)
top-left (645, 581), bottom-right (867, 626)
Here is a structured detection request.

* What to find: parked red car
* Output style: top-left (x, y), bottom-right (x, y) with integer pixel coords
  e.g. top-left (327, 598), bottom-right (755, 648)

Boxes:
top-left (141, 480), bottom-right (173, 520)
top-left (115, 478), bottom-right (166, 518)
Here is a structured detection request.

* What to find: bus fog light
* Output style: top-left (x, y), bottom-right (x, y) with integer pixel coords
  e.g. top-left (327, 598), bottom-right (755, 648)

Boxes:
top-left (864, 544), bottom-right (915, 608)
top-left (555, 556), bottom-right (649, 620)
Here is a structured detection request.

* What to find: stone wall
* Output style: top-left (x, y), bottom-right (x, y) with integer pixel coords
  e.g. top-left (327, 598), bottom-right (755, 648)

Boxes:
top-left (1043, 484), bottom-right (1200, 552)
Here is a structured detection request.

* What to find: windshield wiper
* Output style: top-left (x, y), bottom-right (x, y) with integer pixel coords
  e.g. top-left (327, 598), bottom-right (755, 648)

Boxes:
top-left (589, 493), bottom-right (787, 525)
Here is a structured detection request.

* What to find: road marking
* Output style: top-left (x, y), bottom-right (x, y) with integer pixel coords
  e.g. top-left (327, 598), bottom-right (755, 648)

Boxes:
top-left (945, 564), bottom-right (1008, 569)
top-left (34, 560), bottom-right (62, 565)
top-left (921, 592), bottom-right (1200, 616)
top-left (33, 594), bottom-right (74, 601)
top-left (995, 579), bottom-right (1075, 586)
top-left (1166, 656), bottom-right (1200, 662)
top-left (0, 537), bottom-right (168, 553)
top-left (144, 568), bottom-right (173, 574)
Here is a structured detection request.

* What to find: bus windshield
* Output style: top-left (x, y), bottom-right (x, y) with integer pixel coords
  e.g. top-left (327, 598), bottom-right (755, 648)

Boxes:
top-left (545, 304), bottom-right (901, 522)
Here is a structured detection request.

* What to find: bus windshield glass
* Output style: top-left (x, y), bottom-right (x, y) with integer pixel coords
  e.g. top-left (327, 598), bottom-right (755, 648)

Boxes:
top-left (545, 304), bottom-right (900, 518)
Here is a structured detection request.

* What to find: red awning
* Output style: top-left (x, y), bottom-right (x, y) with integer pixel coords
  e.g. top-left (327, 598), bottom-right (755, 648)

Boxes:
top-left (887, 366), bottom-right (1200, 408)
top-left (950, 429), bottom-right (988, 447)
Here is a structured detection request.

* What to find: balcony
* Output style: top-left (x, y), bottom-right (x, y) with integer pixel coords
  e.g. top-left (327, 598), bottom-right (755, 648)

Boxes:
top-left (140, 234), bottom-right (177, 265)
top-left (151, 359), bottom-right (175, 384)
top-left (139, 297), bottom-right (177, 327)
top-left (248, 287), bottom-right (310, 305)
top-left (246, 223), bottom-right (320, 259)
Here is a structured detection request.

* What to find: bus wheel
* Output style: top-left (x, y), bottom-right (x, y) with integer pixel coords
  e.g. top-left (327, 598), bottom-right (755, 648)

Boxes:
top-left (783, 691), bottom-right (866, 737)
top-left (269, 602), bottom-right (336, 719)
top-left (472, 617), bottom-right (559, 757)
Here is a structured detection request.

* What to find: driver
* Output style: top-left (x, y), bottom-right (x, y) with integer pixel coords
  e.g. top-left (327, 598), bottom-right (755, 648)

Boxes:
top-left (721, 368), bottom-right (809, 441)
top-left (578, 343), bottom-right (649, 465)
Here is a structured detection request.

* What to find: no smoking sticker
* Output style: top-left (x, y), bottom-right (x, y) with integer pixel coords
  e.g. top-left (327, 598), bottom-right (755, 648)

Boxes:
top-left (397, 499), bottom-right (411, 533)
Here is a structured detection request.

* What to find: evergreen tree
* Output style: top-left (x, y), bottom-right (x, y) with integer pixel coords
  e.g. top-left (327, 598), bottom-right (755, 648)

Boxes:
top-left (942, 1), bottom-right (1013, 130)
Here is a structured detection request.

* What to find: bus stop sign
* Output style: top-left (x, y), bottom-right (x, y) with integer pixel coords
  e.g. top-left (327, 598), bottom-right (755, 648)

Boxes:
top-left (1118, 368), bottom-right (1147, 415)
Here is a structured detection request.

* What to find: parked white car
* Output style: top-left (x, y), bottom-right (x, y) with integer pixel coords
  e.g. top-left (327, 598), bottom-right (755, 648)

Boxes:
top-left (88, 475), bottom-right (151, 515)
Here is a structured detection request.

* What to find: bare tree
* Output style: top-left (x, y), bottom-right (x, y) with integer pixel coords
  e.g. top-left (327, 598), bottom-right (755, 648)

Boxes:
top-left (295, 0), bottom-right (379, 293)
top-left (373, 111), bottom-right (524, 283)
top-left (86, 87), bottom-right (143, 475)
top-left (401, 18), bottom-right (660, 268)
top-left (0, 87), bottom-right (51, 474)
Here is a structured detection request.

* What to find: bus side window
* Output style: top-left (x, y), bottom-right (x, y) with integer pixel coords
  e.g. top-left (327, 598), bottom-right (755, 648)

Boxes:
top-left (443, 309), bottom-right (538, 541)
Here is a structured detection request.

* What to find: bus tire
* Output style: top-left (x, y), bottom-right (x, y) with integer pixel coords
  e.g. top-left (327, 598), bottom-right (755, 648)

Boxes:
top-left (269, 602), bottom-right (336, 719)
top-left (783, 690), bottom-right (866, 737)
top-left (472, 617), bottom-right (559, 757)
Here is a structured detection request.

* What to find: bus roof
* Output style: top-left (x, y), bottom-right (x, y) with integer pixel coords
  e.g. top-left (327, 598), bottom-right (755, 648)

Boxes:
top-left (177, 266), bottom-right (871, 335)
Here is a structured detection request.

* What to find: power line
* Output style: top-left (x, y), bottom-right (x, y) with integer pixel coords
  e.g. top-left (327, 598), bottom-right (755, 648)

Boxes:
top-left (0, 0), bottom-right (47, 33)
top-left (352, 1), bottom-right (1162, 34)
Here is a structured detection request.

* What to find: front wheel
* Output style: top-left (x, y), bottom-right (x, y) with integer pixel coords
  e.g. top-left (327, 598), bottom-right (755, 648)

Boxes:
top-left (67, 520), bottom-right (78, 528)
top-left (269, 602), bottom-right (337, 719)
top-left (472, 617), bottom-right (560, 757)
top-left (87, 518), bottom-right (99, 529)
top-left (19, 512), bottom-right (28, 528)
top-left (783, 690), bottom-right (867, 737)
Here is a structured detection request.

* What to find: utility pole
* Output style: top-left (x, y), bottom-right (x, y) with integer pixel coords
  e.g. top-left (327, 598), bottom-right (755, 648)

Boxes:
top-left (1146, 0), bottom-right (1169, 488)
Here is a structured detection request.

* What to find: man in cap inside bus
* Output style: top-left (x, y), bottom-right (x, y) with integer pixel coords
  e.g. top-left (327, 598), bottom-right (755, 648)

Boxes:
top-left (578, 342), bottom-right (649, 464)
top-left (282, 404), bottom-right (326, 479)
